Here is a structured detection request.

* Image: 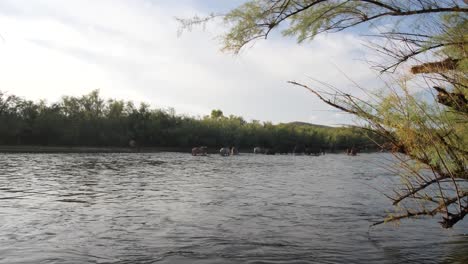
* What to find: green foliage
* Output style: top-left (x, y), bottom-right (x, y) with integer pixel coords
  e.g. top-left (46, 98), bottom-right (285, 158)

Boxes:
top-left (210, 109), bottom-right (224, 119)
top-left (0, 90), bottom-right (378, 150)
top-left (282, 1), bottom-right (361, 42)
top-left (437, 13), bottom-right (468, 60)
top-left (209, 0), bottom-right (466, 53)
top-left (222, 1), bottom-right (266, 52)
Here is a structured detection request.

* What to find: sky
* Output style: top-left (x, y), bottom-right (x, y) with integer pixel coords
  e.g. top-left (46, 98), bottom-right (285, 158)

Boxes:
top-left (0, 0), bottom-right (382, 126)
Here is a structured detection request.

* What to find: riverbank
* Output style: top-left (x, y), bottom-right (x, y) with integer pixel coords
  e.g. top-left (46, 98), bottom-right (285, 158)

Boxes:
top-left (0, 146), bottom-right (261, 154)
top-left (0, 145), bottom-right (381, 154)
top-left (0, 145), bottom-right (190, 153)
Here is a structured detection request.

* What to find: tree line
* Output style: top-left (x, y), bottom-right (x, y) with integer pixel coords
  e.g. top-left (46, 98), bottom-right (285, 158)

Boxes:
top-left (0, 90), bottom-right (379, 152)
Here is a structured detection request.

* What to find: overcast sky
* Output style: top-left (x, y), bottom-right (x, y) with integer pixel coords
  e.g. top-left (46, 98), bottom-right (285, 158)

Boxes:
top-left (0, 0), bottom-right (382, 126)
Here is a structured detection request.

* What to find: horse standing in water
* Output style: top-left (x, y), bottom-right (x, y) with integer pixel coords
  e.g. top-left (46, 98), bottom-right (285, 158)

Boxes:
top-left (220, 147), bottom-right (230, 156)
top-left (253, 147), bottom-right (263, 154)
top-left (347, 147), bottom-right (358, 156)
top-left (192, 146), bottom-right (208, 156)
top-left (253, 147), bottom-right (275, 155)
top-left (264, 148), bottom-right (276, 155)
top-left (293, 145), bottom-right (305, 155)
top-left (230, 146), bottom-right (239, 155)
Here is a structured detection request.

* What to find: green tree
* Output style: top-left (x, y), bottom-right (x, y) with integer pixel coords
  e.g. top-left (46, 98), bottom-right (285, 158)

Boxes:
top-left (210, 109), bottom-right (224, 119)
top-left (179, 1), bottom-right (468, 227)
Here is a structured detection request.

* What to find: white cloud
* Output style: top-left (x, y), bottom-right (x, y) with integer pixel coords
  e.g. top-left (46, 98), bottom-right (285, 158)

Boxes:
top-left (0, 0), bottom-right (379, 126)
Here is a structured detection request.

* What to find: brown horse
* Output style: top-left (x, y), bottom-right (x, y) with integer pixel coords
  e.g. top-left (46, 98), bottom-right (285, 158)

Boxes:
top-left (192, 146), bottom-right (208, 156)
top-left (230, 146), bottom-right (239, 155)
top-left (347, 147), bottom-right (357, 156)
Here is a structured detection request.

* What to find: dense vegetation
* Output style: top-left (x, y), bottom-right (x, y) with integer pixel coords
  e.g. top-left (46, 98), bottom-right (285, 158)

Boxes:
top-left (0, 90), bottom-right (377, 152)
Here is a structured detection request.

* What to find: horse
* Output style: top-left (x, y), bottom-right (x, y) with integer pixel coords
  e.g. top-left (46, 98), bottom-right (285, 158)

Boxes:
top-left (254, 147), bottom-right (275, 155)
top-left (220, 147), bottom-right (230, 156)
top-left (253, 147), bottom-right (263, 154)
top-left (192, 146), bottom-right (207, 156)
top-left (264, 148), bottom-right (276, 155)
top-left (347, 147), bottom-right (358, 156)
top-left (305, 147), bottom-right (322, 156)
top-left (293, 145), bottom-right (305, 155)
top-left (230, 146), bottom-right (239, 155)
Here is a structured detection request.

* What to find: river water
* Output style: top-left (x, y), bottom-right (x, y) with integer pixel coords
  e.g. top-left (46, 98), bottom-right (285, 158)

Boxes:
top-left (0, 153), bottom-right (466, 263)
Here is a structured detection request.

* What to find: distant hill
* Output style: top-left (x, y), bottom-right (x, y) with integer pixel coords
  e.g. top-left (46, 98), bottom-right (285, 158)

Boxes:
top-left (285, 121), bottom-right (333, 129)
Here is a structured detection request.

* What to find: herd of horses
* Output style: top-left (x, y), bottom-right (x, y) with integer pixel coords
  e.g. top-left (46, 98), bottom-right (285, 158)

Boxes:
top-left (192, 146), bottom-right (239, 156)
top-left (253, 146), bottom-right (324, 156)
top-left (191, 146), bottom-right (338, 156)
top-left (129, 140), bottom-right (359, 156)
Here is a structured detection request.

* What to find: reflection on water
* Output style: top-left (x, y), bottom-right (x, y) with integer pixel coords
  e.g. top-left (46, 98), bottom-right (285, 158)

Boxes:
top-left (0, 153), bottom-right (466, 263)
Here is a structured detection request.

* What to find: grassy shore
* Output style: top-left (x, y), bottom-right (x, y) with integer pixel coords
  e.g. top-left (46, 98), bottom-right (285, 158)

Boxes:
top-left (0, 146), bottom-right (252, 154)
top-left (0, 145), bottom-right (191, 153)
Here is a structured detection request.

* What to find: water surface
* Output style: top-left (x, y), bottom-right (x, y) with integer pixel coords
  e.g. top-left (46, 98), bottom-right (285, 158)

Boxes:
top-left (0, 153), bottom-right (466, 263)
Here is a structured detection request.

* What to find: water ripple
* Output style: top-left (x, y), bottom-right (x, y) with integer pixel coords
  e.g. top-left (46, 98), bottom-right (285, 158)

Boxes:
top-left (0, 153), bottom-right (466, 263)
